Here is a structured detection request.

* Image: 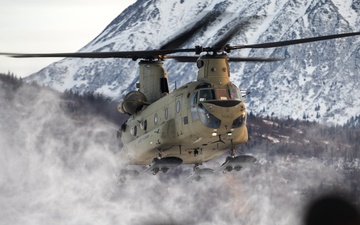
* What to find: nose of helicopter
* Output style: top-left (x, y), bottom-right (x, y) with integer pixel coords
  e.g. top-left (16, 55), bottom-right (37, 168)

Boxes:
top-left (200, 100), bottom-right (246, 127)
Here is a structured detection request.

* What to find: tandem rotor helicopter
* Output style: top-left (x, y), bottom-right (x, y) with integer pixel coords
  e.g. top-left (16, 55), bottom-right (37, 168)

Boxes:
top-left (2, 12), bottom-right (360, 181)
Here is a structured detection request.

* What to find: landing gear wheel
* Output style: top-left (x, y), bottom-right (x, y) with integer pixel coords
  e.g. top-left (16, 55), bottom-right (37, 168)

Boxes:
top-left (234, 166), bottom-right (242, 171)
top-left (161, 167), bottom-right (169, 173)
top-left (152, 168), bottom-right (159, 175)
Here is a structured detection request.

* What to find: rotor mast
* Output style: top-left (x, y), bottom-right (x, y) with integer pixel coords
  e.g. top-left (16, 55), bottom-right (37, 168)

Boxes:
top-left (138, 60), bottom-right (169, 103)
top-left (197, 55), bottom-right (230, 84)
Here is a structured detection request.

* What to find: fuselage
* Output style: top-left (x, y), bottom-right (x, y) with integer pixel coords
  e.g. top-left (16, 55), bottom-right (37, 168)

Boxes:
top-left (120, 81), bottom-right (248, 165)
top-left (119, 54), bottom-right (248, 165)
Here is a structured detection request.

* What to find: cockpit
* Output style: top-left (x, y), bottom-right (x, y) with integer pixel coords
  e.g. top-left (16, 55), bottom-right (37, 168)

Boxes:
top-left (190, 82), bottom-right (246, 129)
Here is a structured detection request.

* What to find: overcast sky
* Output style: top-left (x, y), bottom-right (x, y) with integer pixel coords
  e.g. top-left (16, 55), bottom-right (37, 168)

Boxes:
top-left (0, 0), bottom-right (136, 78)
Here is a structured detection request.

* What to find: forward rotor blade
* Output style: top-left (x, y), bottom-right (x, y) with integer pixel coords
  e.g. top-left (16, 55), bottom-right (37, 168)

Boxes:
top-left (212, 15), bottom-right (265, 51)
top-left (230, 31), bottom-right (360, 50)
top-left (228, 57), bottom-right (282, 62)
top-left (166, 55), bottom-right (282, 62)
top-left (160, 10), bottom-right (222, 50)
top-left (4, 31), bottom-right (358, 60)
top-left (212, 24), bottom-right (241, 51)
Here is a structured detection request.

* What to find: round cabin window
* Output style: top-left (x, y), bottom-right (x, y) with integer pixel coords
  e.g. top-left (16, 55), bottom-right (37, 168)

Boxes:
top-left (165, 108), bottom-right (168, 120)
top-left (176, 100), bottom-right (181, 113)
top-left (154, 113), bottom-right (158, 125)
top-left (130, 126), bottom-right (137, 136)
top-left (140, 120), bottom-right (147, 130)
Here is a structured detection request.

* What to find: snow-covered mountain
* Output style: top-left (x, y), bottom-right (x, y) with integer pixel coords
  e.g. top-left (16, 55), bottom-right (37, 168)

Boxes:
top-left (26, 0), bottom-right (360, 125)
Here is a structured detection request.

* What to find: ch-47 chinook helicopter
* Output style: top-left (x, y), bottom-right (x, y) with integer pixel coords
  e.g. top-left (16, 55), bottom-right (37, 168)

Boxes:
top-left (2, 13), bottom-right (360, 180)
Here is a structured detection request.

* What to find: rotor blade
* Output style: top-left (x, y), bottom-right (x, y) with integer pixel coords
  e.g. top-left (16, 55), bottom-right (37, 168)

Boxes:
top-left (212, 15), bottom-right (264, 51)
top-left (160, 10), bottom-right (222, 50)
top-left (164, 56), bottom-right (198, 62)
top-left (0, 48), bottom-right (197, 59)
top-left (0, 11), bottom-right (219, 59)
top-left (230, 31), bottom-right (360, 50)
top-left (228, 57), bottom-right (282, 62)
top-left (166, 55), bottom-right (282, 62)
top-left (212, 26), bottom-right (240, 51)
top-left (212, 21), bottom-right (243, 51)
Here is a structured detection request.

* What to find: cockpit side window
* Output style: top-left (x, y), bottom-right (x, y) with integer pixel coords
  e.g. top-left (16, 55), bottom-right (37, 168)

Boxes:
top-left (228, 83), bottom-right (242, 100)
top-left (191, 92), bottom-right (198, 105)
top-left (229, 88), bottom-right (241, 100)
top-left (191, 92), bottom-right (199, 121)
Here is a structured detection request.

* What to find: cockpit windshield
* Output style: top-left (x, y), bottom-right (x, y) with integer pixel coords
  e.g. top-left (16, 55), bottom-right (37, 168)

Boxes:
top-left (198, 88), bottom-right (242, 102)
top-left (199, 89), bottom-right (215, 102)
top-left (195, 83), bottom-right (242, 102)
top-left (215, 89), bottom-right (228, 100)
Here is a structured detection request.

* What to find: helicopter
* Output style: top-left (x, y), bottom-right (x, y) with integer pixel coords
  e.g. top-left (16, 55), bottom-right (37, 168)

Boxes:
top-left (2, 13), bottom-right (360, 179)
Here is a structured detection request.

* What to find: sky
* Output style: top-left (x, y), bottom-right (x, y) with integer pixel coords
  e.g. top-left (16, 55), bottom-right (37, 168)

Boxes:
top-left (0, 0), bottom-right (136, 78)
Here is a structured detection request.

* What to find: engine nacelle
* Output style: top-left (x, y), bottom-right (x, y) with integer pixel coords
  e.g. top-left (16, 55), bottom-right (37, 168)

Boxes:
top-left (118, 91), bottom-right (148, 115)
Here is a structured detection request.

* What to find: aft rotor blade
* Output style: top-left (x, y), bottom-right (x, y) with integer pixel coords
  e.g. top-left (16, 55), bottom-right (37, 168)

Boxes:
top-left (230, 31), bottom-right (360, 50)
top-left (0, 48), bottom-right (196, 59)
top-left (165, 56), bottom-right (198, 62)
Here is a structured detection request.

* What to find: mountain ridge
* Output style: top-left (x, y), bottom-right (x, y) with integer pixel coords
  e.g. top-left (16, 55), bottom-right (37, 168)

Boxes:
top-left (25, 0), bottom-right (360, 125)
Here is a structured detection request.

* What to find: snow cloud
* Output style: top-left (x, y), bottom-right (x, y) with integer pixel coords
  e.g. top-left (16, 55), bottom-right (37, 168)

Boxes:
top-left (0, 81), bottom-right (349, 225)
